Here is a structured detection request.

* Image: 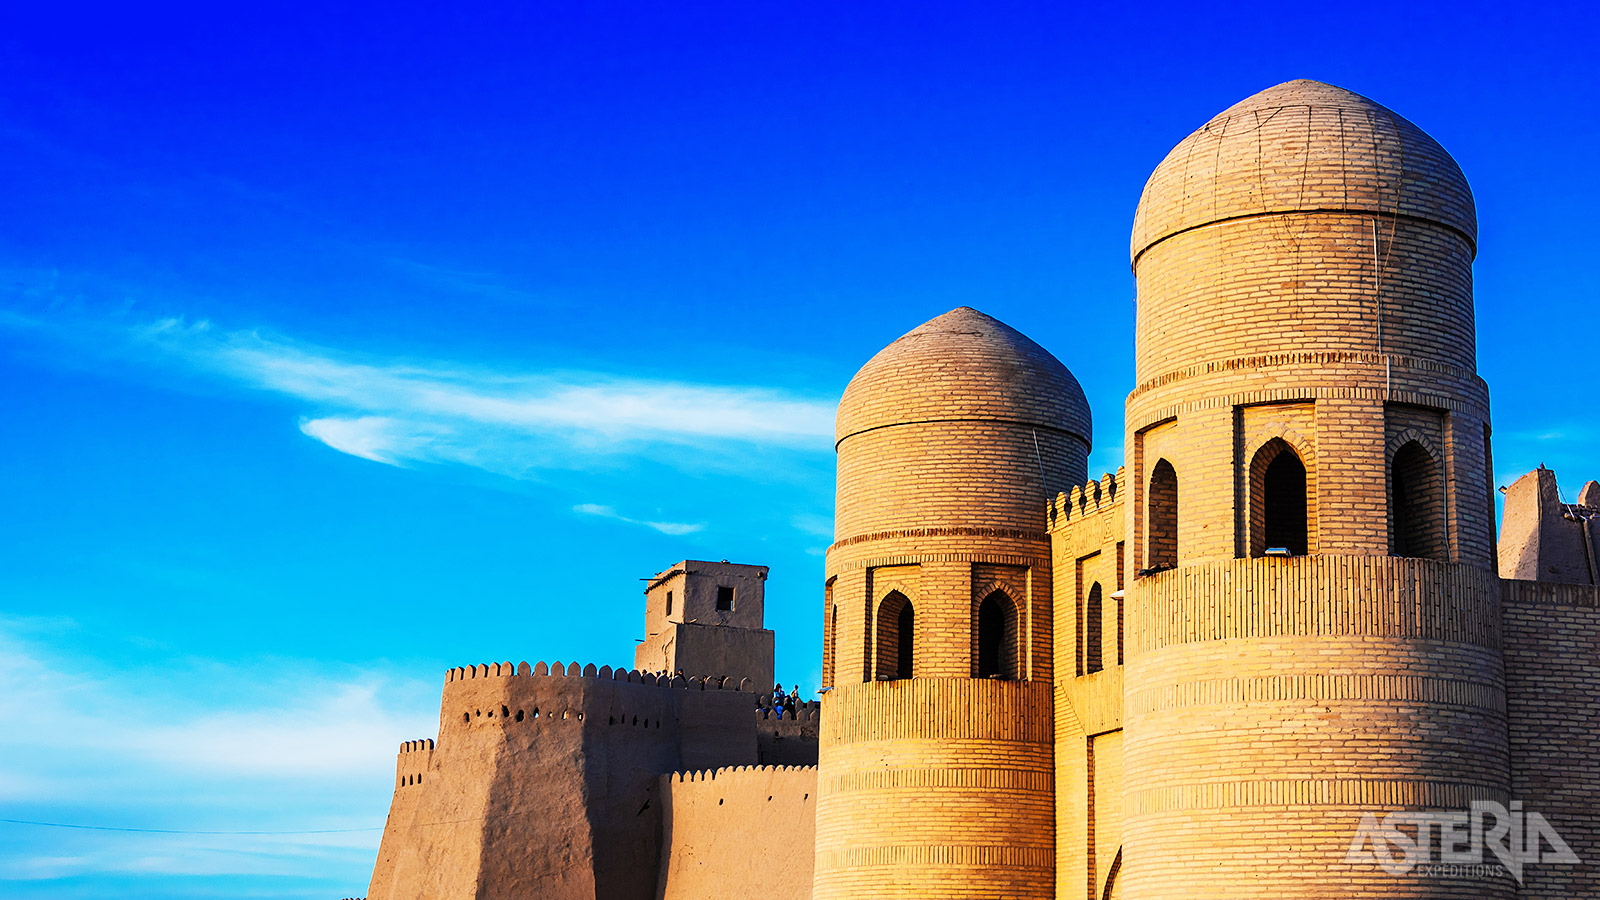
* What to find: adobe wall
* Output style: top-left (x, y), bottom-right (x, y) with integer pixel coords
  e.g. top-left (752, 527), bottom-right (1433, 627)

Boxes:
top-left (657, 765), bottom-right (817, 900)
top-left (1502, 579), bottom-right (1600, 898)
top-left (637, 621), bottom-right (775, 693)
top-left (755, 704), bottom-right (820, 766)
top-left (368, 740), bottom-right (436, 897)
top-left (368, 662), bottom-right (757, 900)
top-left (1048, 471), bottom-right (1127, 900)
top-left (1499, 468), bottom-right (1600, 584)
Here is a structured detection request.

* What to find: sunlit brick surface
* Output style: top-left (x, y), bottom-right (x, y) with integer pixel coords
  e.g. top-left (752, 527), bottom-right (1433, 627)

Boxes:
top-left (1119, 81), bottom-right (1511, 900)
top-left (817, 307), bottom-right (1088, 899)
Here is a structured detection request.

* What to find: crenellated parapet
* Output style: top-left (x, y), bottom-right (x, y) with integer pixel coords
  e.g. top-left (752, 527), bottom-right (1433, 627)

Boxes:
top-left (657, 764), bottom-right (817, 900)
top-left (1048, 467), bottom-right (1125, 531)
top-left (666, 763), bottom-right (817, 783)
top-left (754, 701), bottom-right (821, 766)
top-left (755, 702), bottom-right (820, 722)
top-left (443, 659), bottom-right (757, 691)
top-left (393, 739), bottom-right (433, 791)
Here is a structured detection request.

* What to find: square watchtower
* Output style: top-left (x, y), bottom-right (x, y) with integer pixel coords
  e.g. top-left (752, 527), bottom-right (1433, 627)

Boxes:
top-left (635, 560), bottom-right (774, 692)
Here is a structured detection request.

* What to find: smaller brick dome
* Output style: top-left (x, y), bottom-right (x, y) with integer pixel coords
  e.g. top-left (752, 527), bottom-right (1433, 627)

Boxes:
top-left (836, 307), bottom-right (1090, 448)
top-left (1130, 79), bottom-right (1476, 266)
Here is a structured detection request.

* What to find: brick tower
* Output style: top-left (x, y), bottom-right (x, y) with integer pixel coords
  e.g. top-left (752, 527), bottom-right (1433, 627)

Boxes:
top-left (1121, 81), bottom-right (1506, 897)
top-left (813, 307), bottom-right (1090, 899)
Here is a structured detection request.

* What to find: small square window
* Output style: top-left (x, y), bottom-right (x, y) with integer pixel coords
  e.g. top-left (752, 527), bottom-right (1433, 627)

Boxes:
top-left (716, 586), bottom-right (735, 611)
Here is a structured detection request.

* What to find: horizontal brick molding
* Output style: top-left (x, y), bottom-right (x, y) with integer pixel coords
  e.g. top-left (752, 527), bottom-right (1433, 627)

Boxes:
top-left (1127, 672), bottom-right (1506, 716)
top-left (1128, 383), bottom-right (1489, 427)
top-left (1128, 777), bottom-right (1505, 815)
top-left (829, 525), bottom-right (1050, 552)
top-left (1128, 556), bottom-right (1501, 653)
top-left (836, 417), bottom-right (1089, 450)
top-left (821, 677), bottom-right (1052, 745)
top-left (816, 843), bottom-right (1054, 871)
top-left (1503, 578), bottom-right (1600, 608)
top-left (823, 766), bottom-right (1051, 794)
top-left (1128, 350), bottom-right (1478, 402)
top-left (825, 550), bottom-right (1046, 574)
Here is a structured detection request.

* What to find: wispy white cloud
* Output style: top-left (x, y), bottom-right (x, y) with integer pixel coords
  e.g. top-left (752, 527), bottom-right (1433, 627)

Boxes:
top-left (136, 316), bottom-right (833, 446)
top-left (0, 302), bottom-right (837, 481)
top-left (573, 503), bottom-right (704, 536)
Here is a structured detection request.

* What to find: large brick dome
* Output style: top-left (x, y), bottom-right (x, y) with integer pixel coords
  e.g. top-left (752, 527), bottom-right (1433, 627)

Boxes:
top-left (835, 306), bottom-right (1090, 448)
top-left (1130, 79), bottom-right (1476, 266)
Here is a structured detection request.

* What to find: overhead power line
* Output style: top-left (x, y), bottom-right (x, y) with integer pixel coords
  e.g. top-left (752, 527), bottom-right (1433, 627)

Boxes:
top-left (0, 817), bottom-right (382, 835)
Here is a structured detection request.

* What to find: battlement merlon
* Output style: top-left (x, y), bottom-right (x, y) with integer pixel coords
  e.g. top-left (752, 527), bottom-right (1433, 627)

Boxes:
top-left (667, 763), bottom-right (818, 784)
top-left (1049, 466), bottom-right (1126, 529)
top-left (443, 659), bottom-right (760, 690)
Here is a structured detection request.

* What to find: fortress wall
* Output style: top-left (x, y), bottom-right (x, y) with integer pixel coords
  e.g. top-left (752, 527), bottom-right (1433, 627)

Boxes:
top-left (1499, 468), bottom-right (1600, 584)
top-left (814, 678), bottom-right (1053, 900)
top-left (368, 740), bottom-right (437, 897)
top-left (756, 706), bottom-right (820, 766)
top-left (658, 766), bottom-right (817, 900)
top-left (370, 662), bottom-right (759, 900)
top-left (1123, 557), bottom-right (1510, 899)
top-left (1502, 579), bottom-right (1600, 898)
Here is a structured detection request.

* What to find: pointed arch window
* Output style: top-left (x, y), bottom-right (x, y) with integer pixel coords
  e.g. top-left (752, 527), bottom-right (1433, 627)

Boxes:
top-left (1392, 440), bottom-right (1446, 559)
top-left (976, 591), bottom-right (1019, 680)
top-left (875, 592), bottom-right (914, 680)
top-left (822, 579), bottom-right (838, 689)
top-left (1251, 438), bottom-right (1309, 556)
top-left (1147, 459), bottom-right (1178, 569)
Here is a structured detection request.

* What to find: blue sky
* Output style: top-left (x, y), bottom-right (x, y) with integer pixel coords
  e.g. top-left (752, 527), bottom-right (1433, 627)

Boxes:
top-left (2, 2), bottom-right (1596, 897)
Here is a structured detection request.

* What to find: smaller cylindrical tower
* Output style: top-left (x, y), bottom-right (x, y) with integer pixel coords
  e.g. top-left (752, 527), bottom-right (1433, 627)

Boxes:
top-left (814, 307), bottom-right (1090, 900)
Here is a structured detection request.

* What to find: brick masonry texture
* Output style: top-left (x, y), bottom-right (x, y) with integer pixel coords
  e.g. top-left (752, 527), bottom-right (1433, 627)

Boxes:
top-left (1114, 80), bottom-right (1517, 899)
top-left (363, 79), bottom-right (1600, 900)
top-left (816, 306), bottom-right (1086, 898)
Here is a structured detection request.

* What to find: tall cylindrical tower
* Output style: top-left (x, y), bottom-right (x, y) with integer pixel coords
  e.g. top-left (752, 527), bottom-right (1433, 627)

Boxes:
top-left (814, 307), bottom-right (1090, 900)
top-left (1121, 81), bottom-right (1507, 898)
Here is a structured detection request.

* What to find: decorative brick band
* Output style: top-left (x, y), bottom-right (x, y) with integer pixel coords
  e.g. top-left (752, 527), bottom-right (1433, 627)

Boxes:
top-left (829, 525), bottom-right (1049, 553)
top-left (816, 844), bottom-right (1053, 871)
top-left (822, 678), bottom-right (1052, 745)
top-left (1129, 349), bottom-right (1476, 402)
top-left (1127, 673), bottom-right (1506, 716)
top-left (1128, 777), bottom-right (1505, 815)
top-left (825, 550), bottom-right (1046, 574)
top-left (1502, 578), bottom-right (1600, 608)
top-left (1129, 557), bottom-right (1501, 653)
top-left (823, 767), bottom-right (1050, 795)
top-left (1128, 383), bottom-right (1488, 429)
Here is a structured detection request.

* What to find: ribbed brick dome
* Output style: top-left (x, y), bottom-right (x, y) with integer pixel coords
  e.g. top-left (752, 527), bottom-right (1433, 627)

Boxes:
top-left (1130, 79), bottom-right (1476, 266)
top-left (835, 307), bottom-right (1090, 447)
